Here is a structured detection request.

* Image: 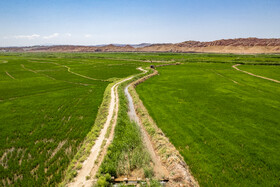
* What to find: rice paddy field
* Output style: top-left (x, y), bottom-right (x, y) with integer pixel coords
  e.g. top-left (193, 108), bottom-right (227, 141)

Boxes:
top-left (0, 53), bottom-right (148, 186)
top-left (136, 61), bottom-right (280, 186)
top-left (1, 52), bottom-right (280, 186)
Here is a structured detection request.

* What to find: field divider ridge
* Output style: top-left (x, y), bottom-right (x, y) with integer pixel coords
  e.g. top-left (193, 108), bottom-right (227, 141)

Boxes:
top-left (62, 69), bottom-right (149, 187)
top-left (232, 64), bottom-right (280, 83)
top-left (60, 77), bottom-right (120, 186)
top-left (127, 64), bottom-right (199, 186)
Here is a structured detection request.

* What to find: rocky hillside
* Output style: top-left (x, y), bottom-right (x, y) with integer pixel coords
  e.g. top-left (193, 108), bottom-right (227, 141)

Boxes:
top-left (1, 38), bottom-right (280, 54)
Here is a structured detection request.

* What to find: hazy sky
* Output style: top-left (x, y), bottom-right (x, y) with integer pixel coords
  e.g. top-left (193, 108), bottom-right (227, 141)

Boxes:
top-left (0, 0), bottom-right (280, 47)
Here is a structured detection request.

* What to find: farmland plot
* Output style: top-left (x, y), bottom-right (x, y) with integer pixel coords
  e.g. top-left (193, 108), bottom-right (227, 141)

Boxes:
top-left (0, 53), bottom-right (147, 186)
top-left (136, 63), bottom-right (280, 186)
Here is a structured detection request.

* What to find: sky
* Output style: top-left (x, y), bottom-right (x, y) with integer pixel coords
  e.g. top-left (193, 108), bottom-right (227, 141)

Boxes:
top-left (0, 0), bottom-right (280, 47)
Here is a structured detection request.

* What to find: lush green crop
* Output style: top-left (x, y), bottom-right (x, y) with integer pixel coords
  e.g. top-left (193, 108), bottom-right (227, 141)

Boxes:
top-left (1, 52), bottom-right (279, 186)
top-left (0, 53), bottom-right (150, 186)
top-left (239, 64), bottom-right (280, 80)
top-left (48, 52), bottom-right (280, 65)
top-left (136, 63), bottom-right (280, 186)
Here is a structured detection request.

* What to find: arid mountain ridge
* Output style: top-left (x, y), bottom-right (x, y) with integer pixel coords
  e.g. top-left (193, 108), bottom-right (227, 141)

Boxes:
top-left (1, 38), bottom-right (280, 54)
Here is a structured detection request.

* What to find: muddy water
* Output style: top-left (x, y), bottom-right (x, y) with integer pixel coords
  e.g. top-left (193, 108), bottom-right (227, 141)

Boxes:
top-left (124, 67), bottom-right (147, 123)
top-left (124, 85), bottom-right (140, 124)
top-left (124, 77), bottom-right (169, 180)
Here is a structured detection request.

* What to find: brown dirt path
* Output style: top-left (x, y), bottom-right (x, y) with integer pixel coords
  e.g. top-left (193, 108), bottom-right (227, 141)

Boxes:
top-left (232, 64), bottom-right (280, 83)
top-left (68, 76), bottom-right (133, 187)
top-left (5, 71), bottom-right (15, 79)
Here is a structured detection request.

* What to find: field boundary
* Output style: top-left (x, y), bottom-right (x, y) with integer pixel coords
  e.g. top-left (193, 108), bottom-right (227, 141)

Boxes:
top-left (232, 64), bottom-right (280, 83)
top-left (60, 82), bottom-right (114, 186)
top-left (128, 67), bottom-right (199, 186)
top-left (5, 71), bottom-right (15, 79)
top-left (62, 70), bottom-right (148, 186)
top-left (67, 76), bottom-right (134, 187)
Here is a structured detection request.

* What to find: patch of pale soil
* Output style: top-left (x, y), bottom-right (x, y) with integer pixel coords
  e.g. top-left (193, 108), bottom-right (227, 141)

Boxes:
top-left (5, 71), bottom-right (15, 79)
top-left (68, 76), bottom-right (134, 187)
top-left (0, 147), bottom-right (15, 169)
top-left (1, 60), bottom-right (8, 64)
top-left (232, 64), bottom-right (280, 83)
top-left (49, 140), bottom-right (67, 160)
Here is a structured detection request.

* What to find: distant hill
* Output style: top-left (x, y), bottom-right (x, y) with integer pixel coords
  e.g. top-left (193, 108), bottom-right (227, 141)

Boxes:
top-left (1, 38), bottom-right (280, 54)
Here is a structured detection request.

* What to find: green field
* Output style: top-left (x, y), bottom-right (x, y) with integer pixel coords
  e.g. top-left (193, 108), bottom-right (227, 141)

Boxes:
top-left (1, 52), bottom-right (280, 186)
top-left (239, 65), bottom-right (280, 80)
top-left (0, 53), bottom-right (148, 186)
top-left (136, 63), bottom-right (280, 186)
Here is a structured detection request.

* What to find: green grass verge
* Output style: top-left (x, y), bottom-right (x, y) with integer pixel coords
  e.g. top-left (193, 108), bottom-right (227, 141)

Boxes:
top-left (238, 64), bottom-right (280, 81)
top-left (97, 69), bottom-right (154, 182)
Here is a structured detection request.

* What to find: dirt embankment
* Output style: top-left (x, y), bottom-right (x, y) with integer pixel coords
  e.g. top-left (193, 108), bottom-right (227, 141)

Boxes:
top-left (128, 67), bottom-right (199, 186)
top-left (1, 38), bottom-right (280, 54)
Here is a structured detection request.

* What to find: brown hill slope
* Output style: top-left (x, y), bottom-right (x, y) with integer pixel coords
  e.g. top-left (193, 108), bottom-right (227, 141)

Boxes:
top-left (1, 38), bottom-right (280, 53)
top-left (139, 38), bottom-right (280, 53)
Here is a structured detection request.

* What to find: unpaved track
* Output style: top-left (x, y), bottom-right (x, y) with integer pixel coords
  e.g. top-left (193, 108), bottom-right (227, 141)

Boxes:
top-left (49, 61), bottom-right (106, 81)
top-left (232, 64), bottom-right (280, 83)
top-left (125, 68), bottom-right (169, 179)
top-left (21, 64), bottom-right (92, 86)
top-left (68, 76), bottom-right (133, 187)
top-left (5, 71), bottom-right (15, 79)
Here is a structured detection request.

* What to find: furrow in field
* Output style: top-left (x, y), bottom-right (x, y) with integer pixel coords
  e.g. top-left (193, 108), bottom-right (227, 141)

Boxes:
top-left (49, 62), bottom-right (108, 82)
top-left (5, 71), bottom-right (15, 79)
top-left (232, 64), bottom-right (280, 83)
top-left (209, 69), bottom-right (239, 84)
top-left (21, 64), bottom-right (95, 86)
top-left (21, 64), bottom-right (37, 73)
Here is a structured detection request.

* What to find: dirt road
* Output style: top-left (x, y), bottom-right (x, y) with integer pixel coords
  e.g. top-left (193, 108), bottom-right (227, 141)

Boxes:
top-left (68, 76), bottom-right (134, 187)
top-left (232, 64), bottom-right (280, 83)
